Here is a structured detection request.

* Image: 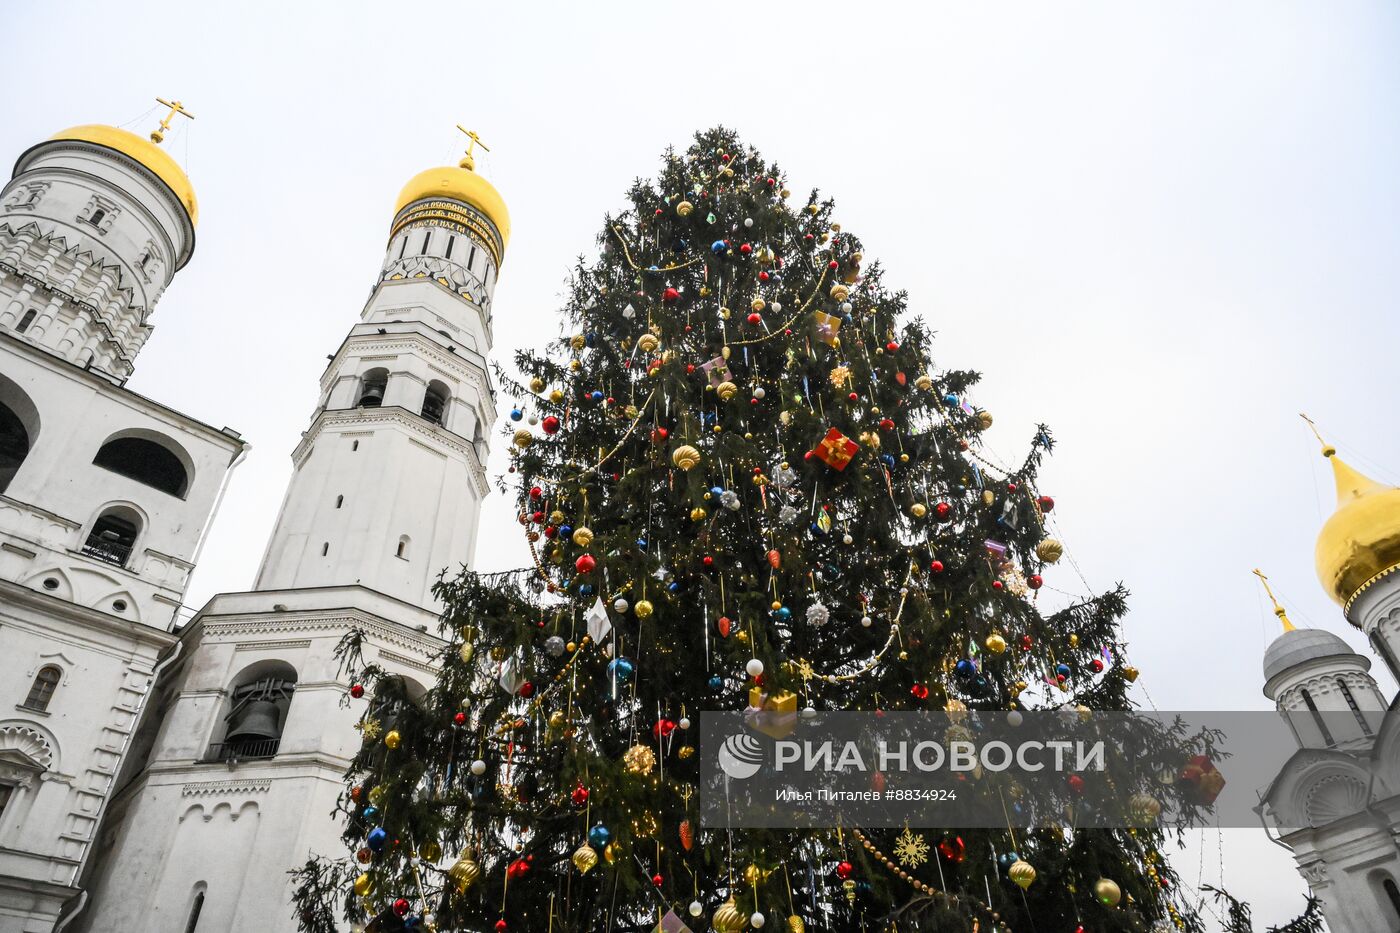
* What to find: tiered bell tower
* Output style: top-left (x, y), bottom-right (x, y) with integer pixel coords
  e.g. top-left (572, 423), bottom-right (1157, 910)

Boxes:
top-left (77, 132), bottom-right (508, 933)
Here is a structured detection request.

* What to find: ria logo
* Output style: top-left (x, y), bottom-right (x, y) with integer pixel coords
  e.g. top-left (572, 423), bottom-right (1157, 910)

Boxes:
top-left (717, 733), bottom-right (765, 780)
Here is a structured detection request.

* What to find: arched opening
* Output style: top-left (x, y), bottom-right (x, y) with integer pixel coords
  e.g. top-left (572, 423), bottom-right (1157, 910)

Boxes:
top-left (93, 432), bottom-right (191, 497)
top-left (357, 368), bottom-right (388, 408)
top-left (83, 505), bottom-right (142, 567)
top-left (14, 309), bottom-right (35, 333)
top-left (184, 887), bottom-right (206, 933)
top-left (421, 380), bottom-right (449, 426)
top-left (88, 208), bottom-right (106, 227)
top-left (208, 661), bottom-right (297, 762)
top-left (335, 494), bottom-right (344, 509)
top-left (1300, 688), bottom-right (1337, 748)
top-left (396, 535), bottom-right (410, 560)
top-left (1337, 678), bottom-right (1374, 737)
top-left (0, 374), bottom-right (40, 496)
top-left (371, 676), bottom-right (426, 734)
top-left (1385, 878), bottom-right (1400, 922)
top-left (20, 666), bottom-right (61, 712)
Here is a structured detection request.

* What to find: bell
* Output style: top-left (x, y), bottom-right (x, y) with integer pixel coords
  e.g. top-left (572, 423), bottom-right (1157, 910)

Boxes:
top-left (226, 699), bottom-right (282, 743)
top-left (358, 384), bottom-right (385, 407)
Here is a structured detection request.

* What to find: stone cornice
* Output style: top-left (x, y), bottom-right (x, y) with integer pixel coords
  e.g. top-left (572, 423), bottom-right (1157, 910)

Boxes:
top-left (181, 779), bottom-right (271, 797)
top-left (193, 608), bottom-right (445, 660)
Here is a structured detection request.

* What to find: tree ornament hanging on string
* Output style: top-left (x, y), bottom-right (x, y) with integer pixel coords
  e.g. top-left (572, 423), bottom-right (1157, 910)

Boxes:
top-left (571, 843), bottom-right (598, 875)
top-left (1094, 877), bottom-right (1123, 907)
top-left (623, 743), bottom-right (656, 774)
top-left (806, 602), bottom-right (829, 626)
top-left (671, 446), bottom-right (702, 471)
top-left (1009, 859), bottom-right (1037, 890)
top-left (1037, 538), bottom-right (1064, 563)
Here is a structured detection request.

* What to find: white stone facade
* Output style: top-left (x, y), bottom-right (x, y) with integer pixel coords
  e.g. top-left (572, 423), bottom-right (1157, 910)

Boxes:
top-left (0, 130), bottom-right (244, 933)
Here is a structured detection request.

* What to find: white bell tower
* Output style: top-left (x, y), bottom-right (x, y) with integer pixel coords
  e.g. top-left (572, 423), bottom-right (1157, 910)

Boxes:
top-left (76, 134), bottom-right (508, 933)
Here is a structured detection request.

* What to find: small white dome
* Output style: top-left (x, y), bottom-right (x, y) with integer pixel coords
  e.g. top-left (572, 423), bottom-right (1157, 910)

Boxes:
top-left (1263, 628), bottom-right (1365, 682)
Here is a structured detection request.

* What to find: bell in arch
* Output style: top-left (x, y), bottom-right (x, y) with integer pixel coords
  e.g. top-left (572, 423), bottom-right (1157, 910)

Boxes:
top-left (358, 383), bottom-right (385, 407)
top-left (224, 676), bottom-right (295, 748)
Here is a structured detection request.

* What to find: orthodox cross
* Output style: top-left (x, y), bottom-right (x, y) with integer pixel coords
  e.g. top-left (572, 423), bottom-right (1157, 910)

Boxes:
top-left (456, 125), bottom-right (489, 170)
top-left (1253, 568), bottom-right (1296, 632)
top-left (150, 98), bottom-right (194, 144)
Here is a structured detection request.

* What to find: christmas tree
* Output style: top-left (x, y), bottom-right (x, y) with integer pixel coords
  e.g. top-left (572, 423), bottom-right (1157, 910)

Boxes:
top-left (292, 128), bottom-right (1210, 932)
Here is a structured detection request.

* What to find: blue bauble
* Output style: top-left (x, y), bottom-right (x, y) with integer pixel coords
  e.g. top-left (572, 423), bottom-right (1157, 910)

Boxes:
top-left (608, 657), bottom-right (635, 682)
top-left (647, 264), bottom-right (660, 274)
top-left (998, 851), bottom-right (1019, 870)
top-left (881, 453), bottom-right (896, 469)
top-left (588, 823), bottom-right (611, 848)
top-left (361, 805), bottom-right (379, 821)
top-left (710, 486), bottom-right (724, 498)
top-left (1055, 663), bottom-right (1071, 678)
top-left (708, 675), bottom-right (724, 692)
top-left (404, 916), bottom-right (422, 929)
top-left (559, 524), bottom-right (573, 539)
top-left (955, 658), bottom-right (976, 677)
top-left (367, 826), bottom-right (387, 852)
top-left (944, 394), bottom-right (960, 405)
top-left (711, 239), bottom-right (728, 255)
top-left (590, 390), bottom-right (604, 402)
top-left (578, 583), bottom-right (595, 596)
top-left (585, 332), bottom-right (597, 347)
top-left (773, 606), bottom-right (792, 622)
top-left (636, 538), bottom-right (648, 549)
top-left (667, 581), bottom-right (681, 594)
top-left (510, 408), bottom-right (523, 421)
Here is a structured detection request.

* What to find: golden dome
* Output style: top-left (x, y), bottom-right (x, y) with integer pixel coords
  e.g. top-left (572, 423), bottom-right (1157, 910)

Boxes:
top-left (49, 124), bottom-right (197, 227)
top-left (393, 163), bottom-right (510, 250)
top-left (1314, 446), bottom-right (1400, 615)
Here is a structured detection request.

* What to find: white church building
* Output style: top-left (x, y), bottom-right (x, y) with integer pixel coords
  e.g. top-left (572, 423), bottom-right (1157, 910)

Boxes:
top-left (1257, 435), bottom-right (1400, 932)
top-left (0, 109), bottom-right (508, 932)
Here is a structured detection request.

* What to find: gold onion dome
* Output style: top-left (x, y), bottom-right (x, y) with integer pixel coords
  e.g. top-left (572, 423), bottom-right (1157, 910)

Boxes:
top-left (394, 160), bottom-right (510, 250)
top-left (48, 124), bottom-right (198, 226)
top-left (1313, 441), bottom-right (1400, 616)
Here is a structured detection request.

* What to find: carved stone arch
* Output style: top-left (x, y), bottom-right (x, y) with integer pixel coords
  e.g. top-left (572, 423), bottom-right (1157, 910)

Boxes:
top-left (19, 566), bottom-right (73, 601)
top-left (1304, 772), bottom-right (1371, 825)
top-left (0, 722), bottom-right (58, 783)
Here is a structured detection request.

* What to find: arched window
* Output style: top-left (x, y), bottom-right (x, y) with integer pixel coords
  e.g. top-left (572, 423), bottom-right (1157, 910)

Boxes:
top-left (335, 495), bottom-right (344, 509)
top-left (1300, 688), bottom-right (1337, 747)
top-left (93, 434), bottom-right (190, 496)
top-left (14, 310), bottom-right (36, 334)
top-left (1338, 678), bottom-right (1374, 737)
top-left (83, 507), bottom-right (141, 567)
top-left (88, 208), bottom-right (106, 227)
top-left (1385, 878), bottom-right (1400, 922)
top-left (357, 368), bottom-right (388, 408)
top-left (421, 381), bottom-right (449, 426)
top-left (21, 666), bottom-right (61, 712)
top-left (0, 375), bottom-right (39, 496)
top-left (371, 676), bottom-right (426, 734)
top-left (396, 535), bottom-right (410, 560)
top-left (184, 888), bottom-right (205, 933)
top-left (210, 662), bottom-right (297, 762)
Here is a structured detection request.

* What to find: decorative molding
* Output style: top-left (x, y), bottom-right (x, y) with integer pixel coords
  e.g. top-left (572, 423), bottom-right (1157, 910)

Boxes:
top-left (181, 779), bottom-right (271, 797)
top-left (378, 648), bottom-right (440, 677)
top-left (233, 638), bottom-right (312, 652)
top-left (201, 612), bottom-right (442, 660)
top-left (0, 723), bottom-right (55, 770)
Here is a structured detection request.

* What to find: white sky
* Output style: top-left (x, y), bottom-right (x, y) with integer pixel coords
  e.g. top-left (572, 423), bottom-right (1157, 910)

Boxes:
top-left (8, 1), bottom-right (1400, 927)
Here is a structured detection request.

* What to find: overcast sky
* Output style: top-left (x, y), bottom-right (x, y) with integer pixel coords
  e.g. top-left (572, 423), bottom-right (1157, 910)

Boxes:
top-left (8, 1), bottom-right (1400, 927)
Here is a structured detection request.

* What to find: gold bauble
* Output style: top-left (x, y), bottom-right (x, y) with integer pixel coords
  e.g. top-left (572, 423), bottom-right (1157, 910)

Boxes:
top-left (1014, 679), bottom-right (1028, 694)
top-left (780, 187), bottom-right (791, 199)
top-left (677, 745), bottom-right (695, 760)
top-left (548, 709), bottom-right (566, 729)
top-left (671, 445), bottom-right (702, 471)
top-left (716, 380), bottom-right (738, 401)
top-left (571, 527), bottom-right (594, 548)
top-left (859, 430), bottom-right (881, 450)
top-left (1068, 633), bottom-right (1080, 648)
top-left (637, 333), bottom-right (660, 353)
top-left (713, 898), bottom-right (748, 933)
top-left (1009, 859), bottom-right (1037, 890)
top-left (1094, 878), bottom-right (1122, 907)
top-left (985, 632), bottom-right (1007, 654)
top-left (572, 843), bottom-right (599, 875)
top-left (1129, 793), bottom-right (1162, 825)
top-left (458, 642), bottom-right (475, 665)
top-left (490, 645), bottom-right (508, 661)
top-left (384, 729), bottom-right (401, 749)
top-left (512, 428), bottom-right (533, 449)
top-left (830, 284), bottom-right (850, 302)
top-left (419, 840), bottom-right (442, 862)
top-left (751, 298), bottom-right (766, 313)
top-left (690, 506), bottom-right (708, 521)
top-left (570, 334), bottom-right (586, 350)
top-left (353, 872), bottom-right (373, 897)
top-left (1123, 665), bottom-right (1140, 682)
top-left (982, 490), bottom-right (996, 506)
top-left (368, 785), bottom-right (387, 807)
top-left (1037, 538), bottom-right (1064, 563)
top-left (910, 503), bottom-right (927, 519)
top-left (635, 599), bottom-right (654, 619)
top-left (529, 377), bottom-right (546, 393)
top-left (549, 389), bottom-right (564, 403)
top-left (676, 199), bottom-right (694, 217)
top-left (569, 359), bottom-right (582, 372)
top-left (976, 410), bottom-right (994, 430)
top-left (785, 916), bottom-right (805, 933)
top-left (623, 743), bottom-right (657, 774)
top-left (915, 374), bottom-right (933, 391)
top-left (447, 854), bottom-right (481, 893)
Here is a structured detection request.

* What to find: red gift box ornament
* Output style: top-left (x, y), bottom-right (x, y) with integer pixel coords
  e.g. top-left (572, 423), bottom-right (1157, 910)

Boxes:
top-left (811, 427), bottom-right (860, 471)
top-left (1178, 754), bottom-right (1226, 805)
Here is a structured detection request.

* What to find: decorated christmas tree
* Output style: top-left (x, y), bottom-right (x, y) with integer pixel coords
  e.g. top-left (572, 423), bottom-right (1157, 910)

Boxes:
top-left (292, 128), bottom-right (1211, 932)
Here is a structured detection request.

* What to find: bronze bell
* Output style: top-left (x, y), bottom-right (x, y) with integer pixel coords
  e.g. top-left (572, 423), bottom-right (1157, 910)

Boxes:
top-left (226, 698), bottom-right (282, 743)
top-left (358, 384), bottom-right (385, 407)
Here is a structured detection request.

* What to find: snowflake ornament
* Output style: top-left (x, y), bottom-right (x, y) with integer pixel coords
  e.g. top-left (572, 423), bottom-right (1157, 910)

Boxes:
top-left (893, 828), bottom-right (930, 869)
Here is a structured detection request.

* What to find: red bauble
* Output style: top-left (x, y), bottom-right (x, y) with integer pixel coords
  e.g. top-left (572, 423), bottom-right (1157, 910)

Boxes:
top-left (1036, 495), bottom-right (1055, 513)
top-left (541, 416), bottom-right (560, 435)
top-left (495, 922), bottom-right (508, 932)
top-left (929, 559), bottom-right (945, 573)
top-left (879, 418), bottom-right (895, 430)
top-left (717, 616), bottom-right (732, 638)
top-left (1021, 635), bottom-right (1034, 651)
top-left (651, 427), bottom-right (668, 443)
top-left (653, 718), bottom-right (677, 739)
top-left (575, 554), bottom-right (596, 573)
top-left (350, 684), bottom-right (364, 699)
top-left (836, 860), bottom-right (854, 880)
top-left (910, 684), bottom-right (929, 699)
top-left (507, 857), bottom-right (532, 880)
top-left (519, 681), bottom-right (535, 699)
top-left (848, 392), bottom-right (859, 401)
top-left (758, 271), bottom-right (770, 281)
top-left (530, 486), bottom-right (543, 499)
top-left (652, 873), bottom-right (664, 887)
top-left (938, 835), bottom-right (966, 862)
top-left (662, 287), bottom-right (680, 303)
top-left (394, 898), bottom-right (411, 917)
top-left (934, 502), bottom-right (952, 521)
top-left (992, 580), bottom-right (1004, 590)
top-left (828, 260), bottom-right (839, 270)
top-left (702, 555), bottom-right (714, 567)
top-left (747, 312), bottom-right (762, 325)
top-left (357, 846), bottom-right (372, 863)
top-left (1028, 574), bottom-right (1043, 589)
top-left (543, 525), bottom-right (557, 539)
top-left (571, 783), bottom-right (590, 806)
top-left (767, 177), bottom-right (776, 186)
top-left (350, 786), bottom-right (363, 802)
top-left (1007, 482), bottom-right (1018, 492)
top-left (1067, 774), bottom-right (1085, 794)
top-left (454, 712), bottom-right (467, 725)
top-left (739, 242), bottom-right (753, 255)
top-left (886, 341), bottom-right (899, 352)
top-left (1090, 658), bottom-right (1105, 673)
top-left (531, 511), bottom-right (544, 524)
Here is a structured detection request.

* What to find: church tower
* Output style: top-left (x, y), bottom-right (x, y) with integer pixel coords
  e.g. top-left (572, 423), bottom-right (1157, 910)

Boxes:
top-left (76, 133), bottom-right (507, 933)
top-left (0, 105), bottom-right (248, 933)
top-left (1258, 427), bottom-right (1400, 932)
